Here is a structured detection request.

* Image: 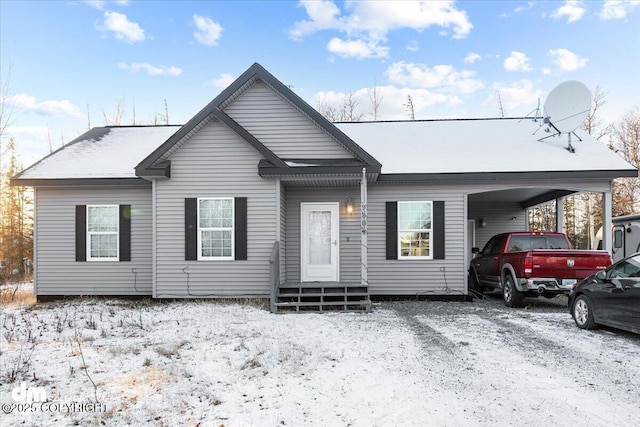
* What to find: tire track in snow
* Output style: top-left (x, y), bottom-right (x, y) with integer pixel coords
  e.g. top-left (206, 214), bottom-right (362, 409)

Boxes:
top-left (387, 300), bottom-right (640, 426)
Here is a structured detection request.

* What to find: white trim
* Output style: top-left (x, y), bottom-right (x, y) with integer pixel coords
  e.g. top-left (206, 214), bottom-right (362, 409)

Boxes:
top-left (300, 202), bottom-right (340, 282)
top-left (152, 179), bottom-right (157, 298)
top-left (197, 197), bottom-right (235, 261)
top-left (397, 201), bottom-right (433, 260)
top-left (86, 204), bottom-right (119, 262)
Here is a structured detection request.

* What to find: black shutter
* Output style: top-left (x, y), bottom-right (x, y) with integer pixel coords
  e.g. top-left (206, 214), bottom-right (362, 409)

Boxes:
top-left (119, 205), bottom-right (131, 261)
top-left (234, 197), bottom-right (248, 260)
top-left (76, 205), bottom-right (86, 262)
top-left (385, 201), bottom-right (398, 260)
top-left (185, 198), bottom-right (198, 261)
top-left (433, 201), bottom-right (445, 260)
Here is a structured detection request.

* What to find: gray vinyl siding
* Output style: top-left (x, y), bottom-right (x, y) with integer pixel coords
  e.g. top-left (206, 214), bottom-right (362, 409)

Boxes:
top-left (224, 82), bottom-right (354, 159)
top-left (285, 188), bottom-right (361, 283)
top-left (367, 184), bottom-right (466, 295)
top-left (34, 186), bottom-right (152, 295)
top-left (154, 120), bottom-right (277, 297)
top-left (468, 201), bottom-right (527, 250)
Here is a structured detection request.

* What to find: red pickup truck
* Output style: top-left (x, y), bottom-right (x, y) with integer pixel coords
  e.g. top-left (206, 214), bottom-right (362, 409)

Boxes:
top-left (469, 232), bottom-right (612, 307)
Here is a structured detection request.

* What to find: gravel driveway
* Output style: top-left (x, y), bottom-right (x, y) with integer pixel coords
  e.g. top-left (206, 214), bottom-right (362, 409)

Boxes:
top-left (384, 294), bottom-right (640, 426)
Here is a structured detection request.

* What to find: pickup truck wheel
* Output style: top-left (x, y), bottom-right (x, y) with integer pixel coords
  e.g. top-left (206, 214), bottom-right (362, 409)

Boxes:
top-left (503, 274), bottom-right (524, 307)
top-left (573, 295), bottom-right (597, 330)
top-left (468, 272), bottom-right (484, 293)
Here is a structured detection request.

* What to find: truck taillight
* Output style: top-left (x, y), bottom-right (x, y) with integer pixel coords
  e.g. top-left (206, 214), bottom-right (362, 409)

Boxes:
top-left (524, 254), bottom-right (533, 274)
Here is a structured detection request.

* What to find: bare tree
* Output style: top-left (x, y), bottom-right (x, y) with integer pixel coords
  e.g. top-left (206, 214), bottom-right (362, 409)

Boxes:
top-left (339, 92), bottom-right (363, 122)
top-left (404, 94), bottom-right (415, 120)
top-left (611, 108), bottom-right (640, 215)
top-left (367, 83), bottom-right (383, 120)
top-left (497, 91), bottom-right (505, 118)
top-left (317, 92), bottom-right (363, 122)
top-left (102, 98), bottom-right (125, 126)
top-left (582, 85), bottom-right (611, 141)
top-left (0, 65), bottom-right (16, 141)
top-left (163, 99), bottom-right (169, 125)
top-left (528, 202), bottom-right (556, 232)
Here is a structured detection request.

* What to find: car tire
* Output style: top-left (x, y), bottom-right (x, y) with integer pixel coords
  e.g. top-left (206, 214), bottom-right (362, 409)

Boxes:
top-left (503, 273), bottom-right (524, 307)
top-left (468, 271), bottom-right (484, 293)
top-left (572, 294), bottom-right (597, 330)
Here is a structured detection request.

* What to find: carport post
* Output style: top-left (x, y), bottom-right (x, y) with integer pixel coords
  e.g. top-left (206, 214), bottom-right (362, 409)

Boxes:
top-left (555, 197), bottom-right (565, 233)
top-left (602, 190), bottom-right (613, 254)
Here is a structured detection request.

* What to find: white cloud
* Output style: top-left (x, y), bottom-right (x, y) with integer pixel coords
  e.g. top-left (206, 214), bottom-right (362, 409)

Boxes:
top-left (405, 40), bottom-right (419, 52)
top-left (290, 1), bottom-right (472, 58)
top-left (548, 48), bottom-right (587, 71)
top-left (503, 51), bottom-right (532, 72)
top-left (386, 61), bottom-right (484, 94)
top-left (551, 1), bottom-right (586, 23)
top-left (513, 1), bottom-right (535, 14)
top-left (464, 52), bottom-right (481, 64)
top-left (118, 62), bottom-right (182, 76)
top-left (500, 1), bottom-right (535, 17)
top-left (193, 14), bottom-right (223, 46)
top-left (3, 125), bottom-right (50, 141)
top-left (84, 0), bottom-right (130, 10)
top-left (99, 11), bottom-right (145, 43)
top-left (483, 80), bottom-right (544, 114)
top-left (207, 73), bottom-right (236, 88)
top-left (6, 94), bottom-right (84, 119)
top-left (327, 37), bottom-right (389, 59)
top-left (599, 0), bottom-right (640, 19)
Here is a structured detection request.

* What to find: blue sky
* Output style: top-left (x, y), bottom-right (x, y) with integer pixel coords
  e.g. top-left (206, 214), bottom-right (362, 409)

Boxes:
top-left (1, 0), bottom-right (639, 166)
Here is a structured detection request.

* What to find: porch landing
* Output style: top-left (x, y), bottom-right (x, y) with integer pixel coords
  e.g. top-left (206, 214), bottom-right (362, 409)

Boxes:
top-left (273, 282), bottom-right (371, 313)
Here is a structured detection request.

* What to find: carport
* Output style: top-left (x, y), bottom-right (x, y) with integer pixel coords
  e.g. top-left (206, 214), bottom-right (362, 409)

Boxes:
top-left (339, 117), bottom-right (637, 294)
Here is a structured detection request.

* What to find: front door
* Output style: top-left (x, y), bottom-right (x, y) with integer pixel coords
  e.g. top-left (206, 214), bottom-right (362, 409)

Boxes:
top-left (301, 203), bottom-right (339, 282)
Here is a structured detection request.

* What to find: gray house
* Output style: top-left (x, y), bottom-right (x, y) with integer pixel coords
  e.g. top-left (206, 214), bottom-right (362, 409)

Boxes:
top-left (12, 63), bottom-right (637, 310)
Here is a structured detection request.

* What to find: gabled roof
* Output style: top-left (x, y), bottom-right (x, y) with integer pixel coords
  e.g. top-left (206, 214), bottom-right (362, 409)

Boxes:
top-left (135, 62), bottom-right (381, 179)
top-left (336, 118), bottom-right (637, 182)
top-left (12, 126), bottom-right (180, 186)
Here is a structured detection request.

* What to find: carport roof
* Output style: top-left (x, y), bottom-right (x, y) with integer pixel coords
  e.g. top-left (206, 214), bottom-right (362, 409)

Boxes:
top-left (336, 118), bottom-right (637, 178)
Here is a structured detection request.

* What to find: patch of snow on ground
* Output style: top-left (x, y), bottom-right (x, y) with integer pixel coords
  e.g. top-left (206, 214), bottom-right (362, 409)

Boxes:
top-left (1, 288), bottom-right (639, 426)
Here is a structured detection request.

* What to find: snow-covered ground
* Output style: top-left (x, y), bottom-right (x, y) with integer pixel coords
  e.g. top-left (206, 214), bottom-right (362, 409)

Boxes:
top-left (1, 286), bottom-right (639, 426)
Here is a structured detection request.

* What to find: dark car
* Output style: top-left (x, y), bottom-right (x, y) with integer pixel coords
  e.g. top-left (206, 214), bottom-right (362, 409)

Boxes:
top-left (568, 252), bottom-right (640, 334)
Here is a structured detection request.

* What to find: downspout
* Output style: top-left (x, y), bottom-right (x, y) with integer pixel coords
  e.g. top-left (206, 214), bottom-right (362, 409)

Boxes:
top-left (152, 179), bottom-right (157, 298)
top-left (360, 168), bottom-right (368, 288)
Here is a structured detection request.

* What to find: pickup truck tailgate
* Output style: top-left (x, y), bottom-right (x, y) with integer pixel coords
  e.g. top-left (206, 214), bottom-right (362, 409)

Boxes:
top-left (531, 250), bottom-right (611, 279)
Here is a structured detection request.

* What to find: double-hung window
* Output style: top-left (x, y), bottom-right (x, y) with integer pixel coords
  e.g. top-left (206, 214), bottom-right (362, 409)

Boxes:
top-left (198, 198), bottom-right (234, 260)
top-left (398, 201), bottom-right (432, 259)
top-left (87, 205), bottom-right (119, 261)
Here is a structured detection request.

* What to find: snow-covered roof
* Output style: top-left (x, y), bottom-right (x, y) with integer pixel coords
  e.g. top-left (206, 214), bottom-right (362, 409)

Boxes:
top-left (14, 118), bottom-right (636, 183)
top-left (16, 126), bottom-right (181, 180)
top-left (336, 118), bottom-right (636, 175)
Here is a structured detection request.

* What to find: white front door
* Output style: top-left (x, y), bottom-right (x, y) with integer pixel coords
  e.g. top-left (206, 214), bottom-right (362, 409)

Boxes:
top-left (301, 203), bottom-right (339, 282)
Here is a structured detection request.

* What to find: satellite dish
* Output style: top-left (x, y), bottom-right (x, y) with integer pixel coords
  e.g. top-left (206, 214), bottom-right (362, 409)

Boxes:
top-left (543, 81), bottom-right (591, 133)
top-left (541, 81), bottom-right (591, 152)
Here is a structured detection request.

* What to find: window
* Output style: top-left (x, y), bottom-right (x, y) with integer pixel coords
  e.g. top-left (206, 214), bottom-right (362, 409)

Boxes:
top-left (87, 205), bottom-right (119, 261)
top-left (198, 198), bottom-right (234, 260)
top-left (398, 201), bottom-right (432, 259)
top-left (609, 254), bottom-right (640, 279)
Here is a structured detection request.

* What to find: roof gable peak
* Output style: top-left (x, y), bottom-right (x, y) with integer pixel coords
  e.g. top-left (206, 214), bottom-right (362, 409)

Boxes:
top-left (135, 63), bottom-right (380, 179)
